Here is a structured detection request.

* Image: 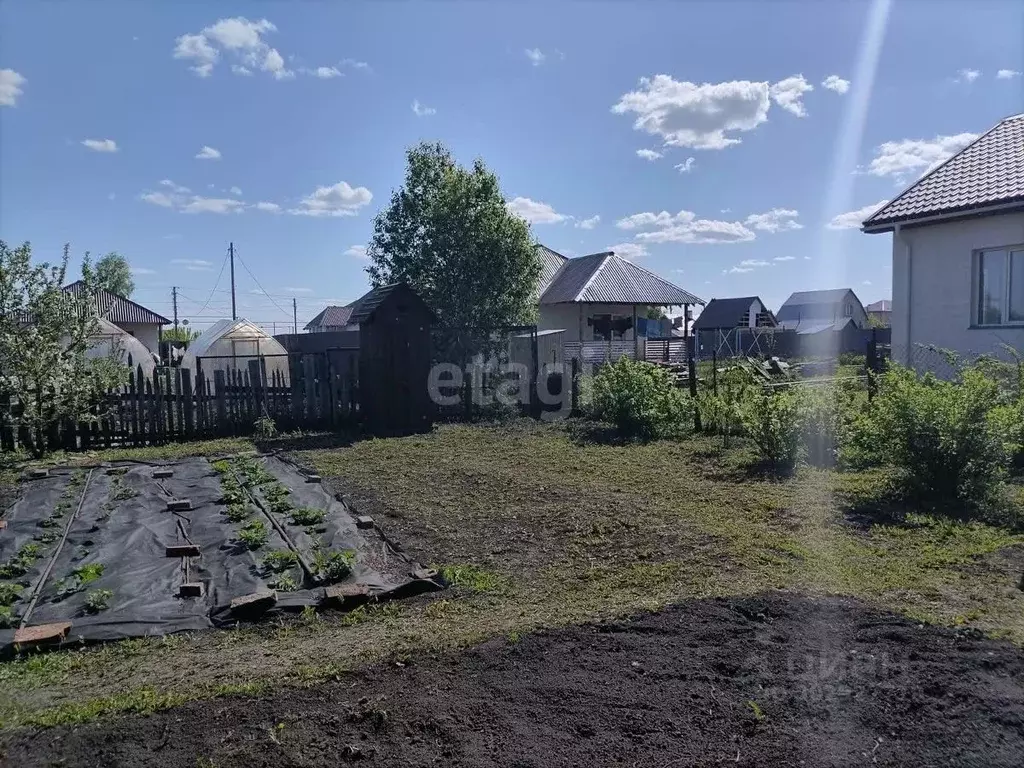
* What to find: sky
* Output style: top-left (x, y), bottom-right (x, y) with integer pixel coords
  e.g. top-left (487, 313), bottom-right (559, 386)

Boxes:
top-left (1, 0), bottom-right (1023, 331)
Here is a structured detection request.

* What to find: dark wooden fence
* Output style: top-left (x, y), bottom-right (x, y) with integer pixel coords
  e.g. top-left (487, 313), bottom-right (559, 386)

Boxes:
top-left (1, 350), bottom-right (360, 452)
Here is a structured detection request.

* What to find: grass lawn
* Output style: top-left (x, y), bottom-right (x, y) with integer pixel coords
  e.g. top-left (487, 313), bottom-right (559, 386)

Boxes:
top-left (1, 420), bottom-right (1022, 728)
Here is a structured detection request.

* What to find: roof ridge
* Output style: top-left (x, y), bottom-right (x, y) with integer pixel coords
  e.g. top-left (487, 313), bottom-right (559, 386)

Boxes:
top-left (573, 253), bottom-right (614, 302)
top-left (624, 255), bottom-right (706, 304)
top-left (864, 121), bottom-right (1005, 225)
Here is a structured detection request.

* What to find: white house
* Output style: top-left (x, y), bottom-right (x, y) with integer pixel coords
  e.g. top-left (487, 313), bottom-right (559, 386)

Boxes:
top-left (863, 112), bottom-right (1024, 366)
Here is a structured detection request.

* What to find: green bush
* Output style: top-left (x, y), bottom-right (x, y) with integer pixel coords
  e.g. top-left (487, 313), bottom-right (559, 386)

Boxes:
top-left (799, 382), bottom-right (863, 468)
top-left (589, 357), bottom-right (690, 440)
top-left (989, 398), bottom-right (1024, 474)
top-left (740, 388), bottom-right (801, 473)
top-left (845, 364), bottom-right (1009, 514)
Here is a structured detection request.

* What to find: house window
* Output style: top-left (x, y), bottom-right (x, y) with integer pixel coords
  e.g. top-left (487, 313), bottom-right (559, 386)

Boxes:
top-left (976, 247), bottom-right (1024, 325)
top-left (844, 303), bottom-right (852, 317)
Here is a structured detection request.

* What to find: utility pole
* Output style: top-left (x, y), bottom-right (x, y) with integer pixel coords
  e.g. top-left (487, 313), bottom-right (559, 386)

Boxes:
top-left (172, 286), bottom-right (179, 332)
top-left (229, 241), bottom-right (237, 321)
top-left (293, 297), bottom-right (298, 334)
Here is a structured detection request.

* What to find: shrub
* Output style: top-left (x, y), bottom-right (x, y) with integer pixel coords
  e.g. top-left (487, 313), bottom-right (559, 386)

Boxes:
top-left (224, 503), bottom-right (252, 522)
top-left (238, 519), bottom-right (269, 550)
top-left (589, 357), bottom-right (691, 440)
top-left (741, 388), bottom-right (801, 473)
top-left (799, 382), bottom-right (862, 468)
top-left (989, 398), bottom-right (1024, 474)
top-left (846, 364), bottom-right (1009, 514)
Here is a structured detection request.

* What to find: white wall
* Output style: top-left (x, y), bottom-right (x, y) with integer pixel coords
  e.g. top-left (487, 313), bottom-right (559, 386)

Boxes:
top-left (891, 211), bottom-right (1024, 365)
top-left (539, 303), bottom-right (672, 342)
top-left (117, 322), bottom-right (160, 356)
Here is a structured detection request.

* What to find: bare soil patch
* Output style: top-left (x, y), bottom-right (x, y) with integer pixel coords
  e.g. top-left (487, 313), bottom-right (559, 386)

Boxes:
top-left (3, 593), bottom-right (1022, 767)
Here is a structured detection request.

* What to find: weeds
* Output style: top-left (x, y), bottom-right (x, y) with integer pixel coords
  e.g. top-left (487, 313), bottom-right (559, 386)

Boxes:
top-left (238, 519), bottom-right (269, 550)
top-left (0, 605), bottom-right (16, 628)
top-left (439, 564), bottom-right (508, 594)
top-left (84, 589), bottom-right (113, 614)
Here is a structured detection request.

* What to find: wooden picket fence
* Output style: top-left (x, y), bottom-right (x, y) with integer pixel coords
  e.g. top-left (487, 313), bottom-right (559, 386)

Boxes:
top-left (0, 351), bottom-right (359, 452)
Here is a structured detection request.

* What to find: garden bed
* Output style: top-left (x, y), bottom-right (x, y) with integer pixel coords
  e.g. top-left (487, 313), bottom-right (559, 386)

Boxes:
top-left (0, 455), bottom-right (438, 651)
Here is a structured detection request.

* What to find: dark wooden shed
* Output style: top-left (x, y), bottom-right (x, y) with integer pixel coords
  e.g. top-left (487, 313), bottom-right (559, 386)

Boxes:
top-left (351, 283), bottom-right (437, 435)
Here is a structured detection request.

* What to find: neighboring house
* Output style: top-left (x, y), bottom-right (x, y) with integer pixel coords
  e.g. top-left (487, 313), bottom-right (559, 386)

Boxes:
top-left (62, 281), bottom-right (169, 355)
top-left (536, 245), bottom-right (705, 342)
top-left (865, 299), bottom-right (892, 327)
top-left (862, 112), bottom-right (1024, 365)
top-left (692, 296), bottom-right (776, 333)
top-left (776, 289), bottom-right (868, 332)
top-left (304, 304), bottom-right (356, 333)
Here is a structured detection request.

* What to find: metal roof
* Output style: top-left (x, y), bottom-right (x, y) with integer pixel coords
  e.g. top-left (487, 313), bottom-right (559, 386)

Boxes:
top-left (776, 289), bottom-right (863, 323)
top-left (304, 304), bottom-right (355, 330)
top-left (62, 281), bottom-right (170, 325)
top-left (347, 283), bottom-right (437, 325)
top-left (539, 249), bottom-right (704, 306)
top-left (863, 112), bottom-right (1024, 231)
top-left (692, 296), bottom-right (761, 330)
top-left (536, 244), bottom-right (569, 295)
top-left (866, 299), bottom-right (892, 312)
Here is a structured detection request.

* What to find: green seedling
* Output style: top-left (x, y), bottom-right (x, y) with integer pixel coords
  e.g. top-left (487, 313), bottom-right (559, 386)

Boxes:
top-left (747, 700), bottom-right (765, 721)
top-left (270, 498), bottom-right (293, 515)
top-left (211, 459), bottom-right (231, 474)
top-left (289, 507), bottom-right (326, 527)
top-left (262, 550), bottom-right (299, 573)
top-left (84, 588), bottom-right (113, 613)
top-left (56, 562), bottom-right (105, 598)
top-left (273, 573), bottom-right (299, 592)
top-left (262, 483), bottom-right (289, 503)
top-left (238, 519), bottom-right (269, 550)
top-left (0, 582), bottom-right (22, 606)
top-left (111, 482), bottom-right (137, 501)
top-left (225, 503), bottom-right (253, 522)
top-left (35, 530), bottom-right (59, 544)
top-left (312, 548), bottom-right (355, 583)
top-left (0, 543), bottom-right (42, 578)
top-left (299, 605), bottom-right (318, 624)
top-left (221, 488), bottom-right (246, 506)
top-left (0, 605), bottom-right (16, 628)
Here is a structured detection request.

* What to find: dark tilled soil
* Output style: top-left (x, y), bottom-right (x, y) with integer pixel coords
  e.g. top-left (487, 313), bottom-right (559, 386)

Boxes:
top-left (4, 594), bottom-right (1024, 767)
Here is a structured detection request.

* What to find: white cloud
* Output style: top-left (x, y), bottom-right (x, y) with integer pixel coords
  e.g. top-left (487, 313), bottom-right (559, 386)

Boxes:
top-left (739, 259), bottom-right (771, 268)
top-left (195, 145), bottom-right (221, 160)
top-left (636, 148), bottom-right (662, 161)
top-left (769, 74), bottom-right (813, 117)
top-left (997, 69), bottom-right (1022, 79)
top-left (864, 133), bottom-right (977, 181)
top-left (284, 287), bottom-right (312, 293)
top-left (141, 191), bottom-right (176, 208)
top-left (345, 245), bottom-right (368, 259)
top-left (303, 65), bottom-right (342, 79)
top-left (774, 255), bottom-right (796, 262)
top-left (726, 266), bottom-right (754, 274)
top-left (411, 99), bottom-right (436, 117)
top-left (827, 199), bottom-right (889, 230)
top-left (289, 181), bottom-right (373, 217)
top-left (341, 58), bottom-right (370, 71)
top-left (617, 209), bottom-right (756, 245)
top-left (173, 17), bottom-right (298, 80)
top-left (607, 242), bottom-right (649, 260)
top-left (954, 68), bottom-right (981, 84)
top-left (130, 266), bottom-right (157, 275)
top-left (612, 75), bottom-right (771, 150)
top-left (0, 69), bottom-right (26, 106)
top-left (159, 179), bottom-right (191, 194)
top-left (744, 208), bottom-right (802, 233)
top-left (254, 201), bottom-right (281, 213)
top-left (507, 197), bottom-right (566, 225)
top-left (172, 258), bottom-right (214, 271)
top-left (182, 197), bottom-right (245, 214)
top-left (525, 48), bottom-right (545, 66)
top-left (821, 75), bottom-right (850, 94)
top-left (82, 138), bottom-right (118, 153)
top-left (675, 157), bottom-right (696, 174)
top-left (230, 186), bottom-right (242, 196)
top-left (576, 215), bottom-right (600, 230)
top-left (862, 280), bottom-right (872, 286)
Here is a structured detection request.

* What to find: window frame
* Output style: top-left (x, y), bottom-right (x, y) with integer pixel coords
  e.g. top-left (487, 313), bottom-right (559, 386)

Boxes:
top-left (973, 245), bottom-right (1024, 328)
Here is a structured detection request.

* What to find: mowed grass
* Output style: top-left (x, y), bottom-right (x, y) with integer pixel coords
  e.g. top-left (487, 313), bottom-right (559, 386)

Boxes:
top-left (1, 420), bottom-right (1022, 728)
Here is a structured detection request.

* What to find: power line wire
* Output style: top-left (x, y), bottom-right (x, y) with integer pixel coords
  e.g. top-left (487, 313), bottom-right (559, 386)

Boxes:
top-left (235, 249), bottom-right (290, 317)
top-left (192, 248), bottom-right (231, 316)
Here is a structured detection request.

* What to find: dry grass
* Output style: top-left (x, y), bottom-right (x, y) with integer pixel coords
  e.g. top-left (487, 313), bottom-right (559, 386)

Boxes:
top-left (1, 420), bottom-right (1022, 728)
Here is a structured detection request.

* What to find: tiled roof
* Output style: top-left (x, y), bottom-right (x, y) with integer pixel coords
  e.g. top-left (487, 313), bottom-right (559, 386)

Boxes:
top-left (62, 281), bottom-right (170, 325)
top-left (693, 297), bottom-right (760, 330)
top-left (538, 249), bottom-right (704, 306)
top-left (304, 304), bottom-right (354, 330)
top-left (863, 113), bottom-right (1024, 230)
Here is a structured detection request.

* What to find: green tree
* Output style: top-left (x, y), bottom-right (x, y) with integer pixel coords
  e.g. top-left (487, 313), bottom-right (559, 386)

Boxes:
top-left (161, 326), bottom-right (201, 343)
top-left (95, 251), bottom-right (134, 297)
top-left (366, 142), bottom-right (540, 341)
top-left (0, 242), bottom-right (127, 456)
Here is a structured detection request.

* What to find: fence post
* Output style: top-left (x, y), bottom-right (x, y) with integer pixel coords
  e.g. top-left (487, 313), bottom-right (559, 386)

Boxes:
top-left (712, 351), bottom-right (718, 396)
top-left (688, 354), bottom-right (702, 432)
top-left (181, 368), bottom-right (194, 435)
top-left (214, 370), bottom-right (227, 434)
top-left (248, 359), bottom-right (265, 420)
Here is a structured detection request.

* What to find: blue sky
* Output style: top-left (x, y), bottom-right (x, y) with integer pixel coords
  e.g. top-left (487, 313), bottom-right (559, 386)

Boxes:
top-left (1, 0), bottom-right (1022, 330)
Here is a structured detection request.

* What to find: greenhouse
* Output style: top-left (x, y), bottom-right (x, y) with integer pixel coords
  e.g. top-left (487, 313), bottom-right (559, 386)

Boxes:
top-left (180, 318), bottom-right (291, 387)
